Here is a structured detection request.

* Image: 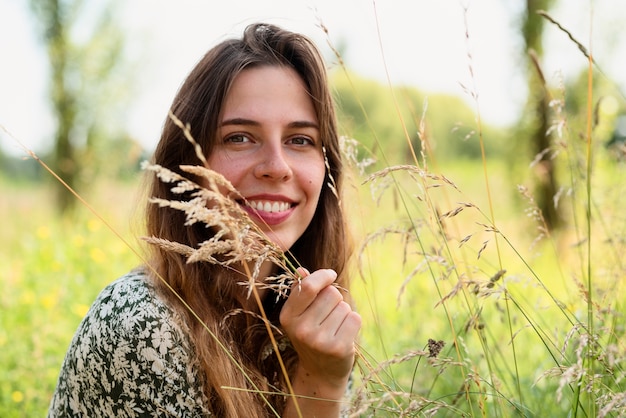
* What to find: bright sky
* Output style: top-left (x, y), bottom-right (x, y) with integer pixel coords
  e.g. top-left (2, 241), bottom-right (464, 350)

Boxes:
top-left (1, 0), bottom-right (624, 156)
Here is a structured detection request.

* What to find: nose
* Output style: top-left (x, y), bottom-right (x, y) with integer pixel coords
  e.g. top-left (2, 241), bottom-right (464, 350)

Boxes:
top-left (253, 143), bottom-right (293, 181)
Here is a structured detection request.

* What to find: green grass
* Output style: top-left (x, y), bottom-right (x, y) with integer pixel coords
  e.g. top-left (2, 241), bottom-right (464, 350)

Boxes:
top-left (0, 179), bottom-right (140, 417)
top-left (1, 148), bottom-right (625, 416)
top-left (346, 148), bottom-right (626, 416)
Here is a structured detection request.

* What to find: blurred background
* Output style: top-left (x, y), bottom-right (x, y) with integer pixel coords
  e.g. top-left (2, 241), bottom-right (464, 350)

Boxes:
top-left (2, 0), bottom-right (626, 214)
top-left (2, 1), bottom-right (625, 165)
top-left (1, 0), bottom-right (626, 416)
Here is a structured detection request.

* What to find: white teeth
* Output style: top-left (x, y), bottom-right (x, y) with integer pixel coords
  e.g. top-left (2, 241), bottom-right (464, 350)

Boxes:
top-left (247, 200), bottom-right (290, 213)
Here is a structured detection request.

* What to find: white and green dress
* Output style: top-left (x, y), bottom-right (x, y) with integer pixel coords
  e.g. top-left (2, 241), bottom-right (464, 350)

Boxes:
top-left (47, 269), bottom-right (212, 417)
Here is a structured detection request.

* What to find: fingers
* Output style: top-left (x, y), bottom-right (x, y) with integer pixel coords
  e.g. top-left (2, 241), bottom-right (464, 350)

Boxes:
top-left (337, 308), bottom-right (361, 348)
top-left (293, 284), bottom-right (342, 329)
top-left (326, 300), bottom-right (361, 338)
top-left (285, 269), bottom-right (338, 317)
top-left (306, 299), bottom-right (361, 357)
top-left (280, 268), bottom-right (361, 385)
top-left (281, 268), bottom-right (361, 353)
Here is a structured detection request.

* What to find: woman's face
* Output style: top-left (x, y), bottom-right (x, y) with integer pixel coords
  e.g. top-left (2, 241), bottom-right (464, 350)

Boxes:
top-left (207, 65), bottom-right (326, 251)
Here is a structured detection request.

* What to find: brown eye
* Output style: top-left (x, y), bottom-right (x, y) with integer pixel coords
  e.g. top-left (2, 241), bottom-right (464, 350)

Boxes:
top-left (225, 134), bottom-right (251, 144)
top-left (288, 136), bottom-right (314, 146)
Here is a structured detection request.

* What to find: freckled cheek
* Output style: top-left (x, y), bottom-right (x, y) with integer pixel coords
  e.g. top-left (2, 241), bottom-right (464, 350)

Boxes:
top-left (209, 158), bottom-right (248, 185)
top-left (304, 168), bottom-right (326, 196)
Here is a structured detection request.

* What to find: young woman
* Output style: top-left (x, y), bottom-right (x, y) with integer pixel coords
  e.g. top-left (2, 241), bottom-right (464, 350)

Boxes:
top-left (48, 23), bottom-right (361, 417)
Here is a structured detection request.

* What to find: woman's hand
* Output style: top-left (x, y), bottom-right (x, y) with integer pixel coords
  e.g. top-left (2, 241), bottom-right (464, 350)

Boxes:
top-left (280, 268), bottom-right (361, 417)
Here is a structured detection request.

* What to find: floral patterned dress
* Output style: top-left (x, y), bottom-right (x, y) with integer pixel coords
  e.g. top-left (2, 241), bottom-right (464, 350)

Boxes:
top-left (47, 269), bottom-right (212, 417)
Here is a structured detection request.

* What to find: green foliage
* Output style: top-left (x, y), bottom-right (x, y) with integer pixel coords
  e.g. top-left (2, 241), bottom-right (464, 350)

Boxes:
top-left (27, 0), bottom-right (134, 213)
top-left (562, 70), bottom-right (626, 148)
top-left (0, 132), bottom-right (145, 185)
top-left (331, 71), bottom-right (508, 166)
top-left (0, 152), bottom-right (46, 183)
top-left (3, 117), bottom-right (626, 416)
top-left (0, 179), bottom-right (140, 416)
top-left (5, 3), bottom-right (626, 416)
top-left (346, 149), bottom-right (626, 416)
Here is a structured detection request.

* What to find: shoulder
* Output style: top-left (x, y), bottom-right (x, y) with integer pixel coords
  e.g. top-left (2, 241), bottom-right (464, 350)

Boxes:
top-left (48, 269), bottom-right (211, 417)
top-left (71, 269), bottom-right (178, 348)
top-left (88, 268), bottom-right (170, 331)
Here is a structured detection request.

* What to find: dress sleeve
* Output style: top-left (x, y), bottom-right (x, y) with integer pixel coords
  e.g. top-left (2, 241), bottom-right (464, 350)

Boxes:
top-left (47, 272), bottom-right (212, 417)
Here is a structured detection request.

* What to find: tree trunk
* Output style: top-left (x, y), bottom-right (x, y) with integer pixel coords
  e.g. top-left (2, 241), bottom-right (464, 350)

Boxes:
top-left (31, 0), bottom-right (79, 214)
top-left (523, 0), bottom-right (561, 230)
top-left (52, 47), bottom-right (78, 214)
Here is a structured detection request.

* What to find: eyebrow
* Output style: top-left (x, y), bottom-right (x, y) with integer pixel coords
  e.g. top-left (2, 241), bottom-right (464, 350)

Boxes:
top-left (220, 118), bottom-right (319, 130)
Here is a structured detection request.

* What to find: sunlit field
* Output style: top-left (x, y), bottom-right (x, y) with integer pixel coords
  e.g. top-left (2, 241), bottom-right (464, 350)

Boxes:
top-left (347, 153), bottom-right (626, 416)
top-left (1, 178), bottom-right (141, 417)
top-left (3, 142), bottom-right (625, 416)
top-left (3, 2), bottom-right (626, 415)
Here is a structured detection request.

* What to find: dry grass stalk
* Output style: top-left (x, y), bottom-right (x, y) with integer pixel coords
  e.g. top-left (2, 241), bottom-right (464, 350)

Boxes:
top-left (349, 390), bottom-right (452, 417)
top-left (144, 115), bottom-right (310, 413)
top-left (537, 10), bottom-right (595, 64)
top-left (141, 161), bottom-right (295, 298)
top-left (339, 136), bottom-right (376, 176)
top-left (356, 225), bottom-right (420, 281)
top-left (363, 165), bottom-right (446, 187)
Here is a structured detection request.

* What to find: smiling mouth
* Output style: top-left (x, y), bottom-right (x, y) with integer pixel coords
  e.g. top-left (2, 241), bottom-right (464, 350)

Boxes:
top-left (244, 200), bottom-right (292, 213)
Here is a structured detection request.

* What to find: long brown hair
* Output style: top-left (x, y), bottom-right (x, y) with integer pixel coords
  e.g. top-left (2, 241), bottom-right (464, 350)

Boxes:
top-left (145, 23), bottom-right (351, 417)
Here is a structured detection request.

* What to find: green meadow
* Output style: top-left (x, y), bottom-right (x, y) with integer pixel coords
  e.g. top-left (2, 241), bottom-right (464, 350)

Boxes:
top-left (2, 146), bottom-right (625, 416)
top-left (4, 0), bottom-right (626, 415)
top-left (1, 178), bottom-right (140, 417)
top-left (347, 154), bottom-right (626, 416)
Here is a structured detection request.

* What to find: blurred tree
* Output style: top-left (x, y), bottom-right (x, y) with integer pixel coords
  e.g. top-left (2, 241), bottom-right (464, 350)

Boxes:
top-left (563, 70), bottom-right (626, 163)
top-left (27, 0), bottom-right (131, 214)
top-left (331, 71), bottom-right (505, 167)
top-left (519, 0), bottom-right (560, 229)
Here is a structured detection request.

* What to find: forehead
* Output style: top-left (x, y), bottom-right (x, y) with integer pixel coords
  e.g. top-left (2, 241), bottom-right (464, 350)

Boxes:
top-left (221, 66), bottom-right (317, 122)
